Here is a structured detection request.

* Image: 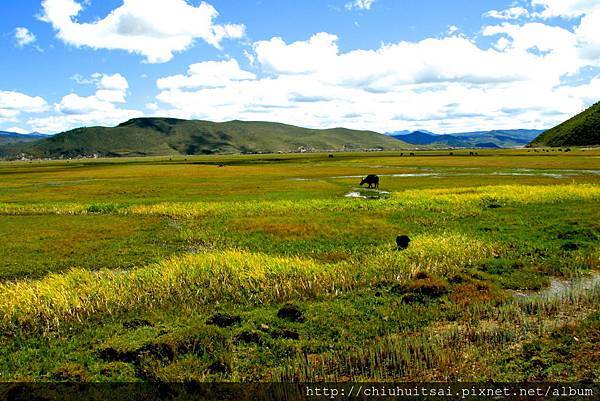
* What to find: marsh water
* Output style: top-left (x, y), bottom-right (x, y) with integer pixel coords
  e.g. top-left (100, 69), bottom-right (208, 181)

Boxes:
top-left (513, 273), bottom-right (600, 300)
top-left (294, 167), bottom-right (600, 182)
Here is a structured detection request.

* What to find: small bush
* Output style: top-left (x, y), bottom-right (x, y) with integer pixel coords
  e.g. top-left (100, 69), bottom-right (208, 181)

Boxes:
top-left (51, 363), bottom-right (90, 382)
top-left (277, 303), bottom-right (305, 323)
top-left (86, 204), bottom-right (121, 214)
top-left (100, 362), bottom-right (137, 381)
top-left (207, 313), bottom-right (242, 328)
top-left (391, 276), bottom-right (449, 298)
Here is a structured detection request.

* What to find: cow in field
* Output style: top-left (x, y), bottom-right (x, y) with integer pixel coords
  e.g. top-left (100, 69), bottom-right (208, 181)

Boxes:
top-left (360, 174), bottom-right (379, 189)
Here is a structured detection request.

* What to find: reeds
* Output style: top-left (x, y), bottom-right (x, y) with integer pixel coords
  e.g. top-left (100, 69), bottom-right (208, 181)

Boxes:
top-left (279, 281), bottom-right (600, 382)
top-left (0, 232), bottom-right (498, 333)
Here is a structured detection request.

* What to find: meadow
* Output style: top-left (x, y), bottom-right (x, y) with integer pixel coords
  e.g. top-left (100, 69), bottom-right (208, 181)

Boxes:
top-left (0, 148), bottom-right (598, 382)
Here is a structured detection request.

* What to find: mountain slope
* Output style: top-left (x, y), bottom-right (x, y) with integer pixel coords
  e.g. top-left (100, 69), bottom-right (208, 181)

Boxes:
top-left (529, 102), bottom-right (600, 147)
top-left (391, 129), bottom-right (544, 148)
top-left (449, 129), bottom-right (543, 141)
top-left (0, 118), bottom-right (406, 158)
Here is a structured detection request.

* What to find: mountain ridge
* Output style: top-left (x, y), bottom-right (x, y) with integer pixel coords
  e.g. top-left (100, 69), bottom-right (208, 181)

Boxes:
top-left (390, 129), bottom-right (544, 148)
top-left (0, 131), bottom-right (49, 145)
top-left (0, 118), bottom-right (407, 159)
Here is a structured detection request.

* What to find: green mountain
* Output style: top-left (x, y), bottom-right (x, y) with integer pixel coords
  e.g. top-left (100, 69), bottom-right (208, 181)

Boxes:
top-left (529, 101), bottom-right (600, 147)
top-left (0, 118), bottom-right (406, 158)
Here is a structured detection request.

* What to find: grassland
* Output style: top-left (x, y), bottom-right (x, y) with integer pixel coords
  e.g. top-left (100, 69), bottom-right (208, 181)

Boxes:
top-left (0, 148), bottom-right (598, 382)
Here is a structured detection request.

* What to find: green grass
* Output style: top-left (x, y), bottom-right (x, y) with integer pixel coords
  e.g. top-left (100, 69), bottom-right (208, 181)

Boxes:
top-left (0, 149), bottom-right (598, 382)
top-left (0, 214), bottom-right (183, 279)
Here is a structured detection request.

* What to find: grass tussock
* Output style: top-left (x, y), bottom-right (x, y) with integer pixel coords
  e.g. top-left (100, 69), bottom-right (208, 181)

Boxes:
top-left (280, 282), bottom-right (600, 382)
top-left (0, 233), bottom-right (499, 333)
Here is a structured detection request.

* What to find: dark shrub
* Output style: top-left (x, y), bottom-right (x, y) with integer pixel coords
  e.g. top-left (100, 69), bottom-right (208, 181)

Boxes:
top-left (207, 313), bottom-right (242, 328)
top-left (123, 319), bottom-right (152, 330)
top-left (235, 330), bottom-right (262, 344)
top-left (277, 303), bottom-right (305, 323)
top-left (51, 363), bottom-right (90, 382)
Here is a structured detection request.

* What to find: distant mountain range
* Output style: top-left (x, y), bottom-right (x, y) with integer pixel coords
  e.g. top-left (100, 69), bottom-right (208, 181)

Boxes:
top-left (3, 106), bottom-right (597, 160)
top-left (0, 131), bottom-right (49, 145)
top-left (529, 101), bottom-right (600, 147)
top-left (0, 118), bottom-right (406, 159)
top-left (388, 129), bottom-right (545, 148)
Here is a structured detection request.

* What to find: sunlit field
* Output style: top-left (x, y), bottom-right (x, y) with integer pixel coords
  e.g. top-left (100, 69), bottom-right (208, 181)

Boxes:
top-left (0, 148), bottom-right (599, 382)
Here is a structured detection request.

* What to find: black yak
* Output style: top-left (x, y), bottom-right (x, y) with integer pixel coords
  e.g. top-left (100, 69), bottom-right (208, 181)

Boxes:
top-left (360, 174), bottom-right (379, 189)
top-left (396, 235), bottom-right (411, 250)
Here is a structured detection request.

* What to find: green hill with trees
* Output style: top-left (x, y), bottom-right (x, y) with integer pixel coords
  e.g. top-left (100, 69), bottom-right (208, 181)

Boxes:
top-left (529, 102), bottom-right (600, 147)
top-left (0, 118), bottom-right (406, 159)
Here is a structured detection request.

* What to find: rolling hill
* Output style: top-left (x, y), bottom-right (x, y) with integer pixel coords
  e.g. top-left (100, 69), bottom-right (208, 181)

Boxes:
top-left (0, 118), bottom-right (407, 159)
top-left (529, 102), bottom-right (600, 147)
top-left (390, 129), bottom-right (544, 148)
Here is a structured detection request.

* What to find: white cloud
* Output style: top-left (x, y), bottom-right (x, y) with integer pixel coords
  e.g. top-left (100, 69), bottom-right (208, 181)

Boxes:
top-left (28, 73), bottom-right (142, 133)
top-left (486, 1), bottom-right (600, 66)
top-left (157, 59), bottom-right (256, 90)
top-left (0, 91), bottom-right (48, 121)
top-left (39, 0), bottom-right (245, 63)
top-left (253, 33), bottom-right (339, 75)
top-left (97, 73), bottom-right (129, 91)
top-left (154, 22), bottom-right (600, 133)
top-left (345, 0), bottom-right (375, 11)
top-left (447, 25), bottom-right (460, 35)
top-left (14, 27), bottom-right (37, 47)
top-left (484, 7), bottom-right (530, 20)
top-left (28, 108), bottom-right (143, 134)
top-left (4, 127), bottom-right (29, 134)
top-left (529, 0), bottom-right (599, 18)
top-left (253, 32), bottom-right (574, 89)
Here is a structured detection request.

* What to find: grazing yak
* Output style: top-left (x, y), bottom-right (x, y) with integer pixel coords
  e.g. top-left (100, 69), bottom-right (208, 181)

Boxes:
top-left (360, 174), bottom-right (379, 189)
top-left (396, 235), bottom-right (411, 250)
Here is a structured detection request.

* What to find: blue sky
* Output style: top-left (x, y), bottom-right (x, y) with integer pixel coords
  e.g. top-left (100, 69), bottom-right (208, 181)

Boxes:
top-left (1, 0), bottom-right (599, 134)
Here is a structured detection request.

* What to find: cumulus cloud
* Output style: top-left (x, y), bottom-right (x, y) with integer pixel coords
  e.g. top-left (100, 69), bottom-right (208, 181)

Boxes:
top-left (157, 59), bottom-right (256, 90)
top-left (28, 73), bottom-right (142, 133)
top-left (39, 0), bottom-right (245, 63)
top-left (14, 27), bottom-right (37, 47)
top-left (253, 33), bottom-right (339, 75)
top-left (0, 91), bottom-right (47, 121)
top-left (154, 20), bottom-right (600, 133)
top-left (345, 0), bottom-right (376, 11)
top-left (487, 1), bottom-right (600, 66)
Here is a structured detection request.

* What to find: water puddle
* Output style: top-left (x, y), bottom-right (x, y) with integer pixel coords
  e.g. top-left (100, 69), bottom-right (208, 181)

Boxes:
top-left (344, 189), bottom-right (391, 199)
top-left (513, 273), bottom-right (600, 300)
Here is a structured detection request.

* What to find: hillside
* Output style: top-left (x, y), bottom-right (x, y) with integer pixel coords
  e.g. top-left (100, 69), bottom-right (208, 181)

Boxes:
top-left (391, 129), bottom-right (543, 148)
top-left (0, 118), bottom-right (406, 158)
top-left (529, 102), bottom-right (600, 147)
